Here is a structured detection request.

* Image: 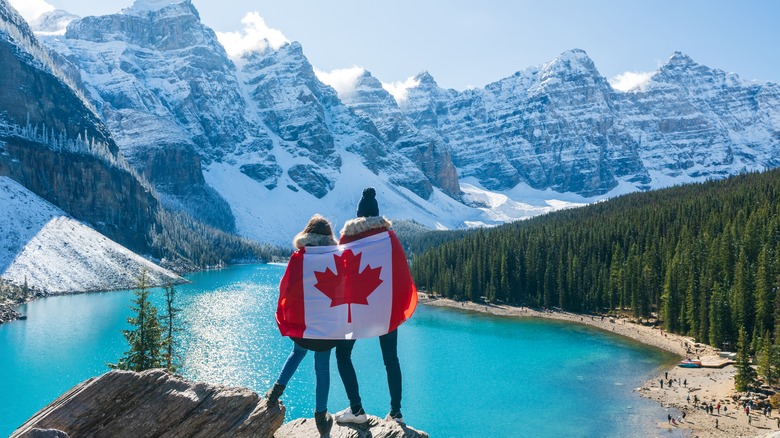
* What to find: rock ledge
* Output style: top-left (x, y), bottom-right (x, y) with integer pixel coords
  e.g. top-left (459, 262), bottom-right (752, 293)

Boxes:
top-left (11, 369), bottom-right (284, 438)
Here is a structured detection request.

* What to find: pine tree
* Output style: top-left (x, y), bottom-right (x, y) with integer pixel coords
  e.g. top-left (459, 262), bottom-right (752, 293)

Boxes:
top-left (735, 326), bottom-right (757, 392)
top-left (161, 283), bottom-right (181, 373)
top-left (109, 271), bottom-right (164, 371)
top-left (757, 330), bottom-right (777, 385)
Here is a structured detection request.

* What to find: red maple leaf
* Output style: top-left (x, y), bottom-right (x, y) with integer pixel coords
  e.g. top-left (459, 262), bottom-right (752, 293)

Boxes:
top-left (314, 249), bottom-right (383, 323)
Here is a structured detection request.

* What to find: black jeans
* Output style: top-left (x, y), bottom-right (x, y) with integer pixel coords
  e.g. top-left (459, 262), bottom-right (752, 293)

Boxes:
top-left (336, 329), bottom-right (402, 413)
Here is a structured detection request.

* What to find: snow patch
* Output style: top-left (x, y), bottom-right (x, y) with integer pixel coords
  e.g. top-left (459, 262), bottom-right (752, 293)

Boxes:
top-left (461, 181), bottom-right (588, 223)
top-left (0, 177), bottom-right (182, 293)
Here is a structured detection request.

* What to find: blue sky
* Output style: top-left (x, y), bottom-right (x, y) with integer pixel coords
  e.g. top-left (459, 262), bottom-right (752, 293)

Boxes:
top-left (12, 0), bottom-right (780, 91)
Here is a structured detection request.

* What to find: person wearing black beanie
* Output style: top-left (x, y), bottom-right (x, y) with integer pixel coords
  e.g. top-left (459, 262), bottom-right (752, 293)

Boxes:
top-left (334, 188), bottom-right (406, 425)
top-left (356, 187), bottom-right (379, 217)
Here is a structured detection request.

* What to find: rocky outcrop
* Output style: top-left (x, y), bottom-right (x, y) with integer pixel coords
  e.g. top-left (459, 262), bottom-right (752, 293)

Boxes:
top-left (11, 369), bottom-right (285, 438)
top-left (0, 139), bottom-right (159, 252)
top-left (0, 302), bottom-right (22, 323)
top-left (275, 416), bottom-right (428, 438)
top-left (11, 369), bottom-right (428, 438)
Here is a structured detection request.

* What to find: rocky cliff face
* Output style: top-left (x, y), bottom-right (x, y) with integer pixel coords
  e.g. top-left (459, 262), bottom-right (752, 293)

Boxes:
top-left (338, 70), bottom-right (460, 198)
top-left (0, 0), bottom-right (159, 253)
top-left (11, 369), bottom-right (428, 438)
top-left (238, 42), bottom-right (435, 200)
top-left (400, 49), bottom-right (780, 196)
top-left (41, 0), bottom-right (255, 231)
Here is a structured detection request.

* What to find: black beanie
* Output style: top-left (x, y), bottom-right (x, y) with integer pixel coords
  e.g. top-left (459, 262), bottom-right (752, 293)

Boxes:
top-left (356, 187), bottom-right (379, 218)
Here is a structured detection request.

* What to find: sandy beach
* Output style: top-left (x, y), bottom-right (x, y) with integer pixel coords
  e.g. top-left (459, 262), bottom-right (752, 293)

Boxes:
top-left (418, 293), bottom-right (780, 438)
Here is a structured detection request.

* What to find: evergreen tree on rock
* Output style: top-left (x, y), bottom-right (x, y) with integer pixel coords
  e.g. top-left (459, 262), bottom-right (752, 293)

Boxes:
top-left (110, 270), bottom-right (165, 372)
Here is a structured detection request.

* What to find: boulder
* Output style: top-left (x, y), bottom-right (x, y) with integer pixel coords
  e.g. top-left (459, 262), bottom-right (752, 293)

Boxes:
top-left (11, 369), bottom-right (284, 438)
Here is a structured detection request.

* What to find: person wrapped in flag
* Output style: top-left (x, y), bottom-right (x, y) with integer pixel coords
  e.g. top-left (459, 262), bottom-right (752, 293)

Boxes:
top-left (267, 214), bottom-right (339, 437)
top-left (275, 187), bottom-right (417, 426)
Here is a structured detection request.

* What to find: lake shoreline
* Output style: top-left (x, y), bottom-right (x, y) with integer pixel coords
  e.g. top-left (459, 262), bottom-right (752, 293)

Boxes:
top-left (418, 293), bottom-right (778, 438)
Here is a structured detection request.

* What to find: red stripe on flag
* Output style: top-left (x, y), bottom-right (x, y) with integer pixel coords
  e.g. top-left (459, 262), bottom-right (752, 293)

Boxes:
top-left (277, 248), bottom-right (306, 337)
top-left (388, 230), bottom-right (417, 331)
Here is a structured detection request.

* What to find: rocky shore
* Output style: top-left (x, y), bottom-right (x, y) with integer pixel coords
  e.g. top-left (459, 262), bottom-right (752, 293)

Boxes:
top-left (0, 301), bottom-right (22, 323)
top-left (418, 293), bottom-right (780, 438)
top-left (0, 279), bottom-right (43, 324)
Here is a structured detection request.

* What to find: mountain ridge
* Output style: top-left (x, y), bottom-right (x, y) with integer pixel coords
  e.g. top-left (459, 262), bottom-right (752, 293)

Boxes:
top-left (19, 0), bottom-right (780, 246)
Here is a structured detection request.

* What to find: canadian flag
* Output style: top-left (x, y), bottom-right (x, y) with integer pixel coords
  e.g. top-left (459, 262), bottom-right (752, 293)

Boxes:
top-left (276, 230), bottom-right (417, 339)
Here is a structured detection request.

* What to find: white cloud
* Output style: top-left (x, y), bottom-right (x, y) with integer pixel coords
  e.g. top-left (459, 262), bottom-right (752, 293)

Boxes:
top-left (381, 76), bottom-right (421, 105)
top-left (8, 0), bottom-right (54, 22)
top-left (609, 71), bottom-right (654, 92)
top-left (216, 12), bottom-right (289, 58)
top-left (314, 66), bottom-right (365, 100)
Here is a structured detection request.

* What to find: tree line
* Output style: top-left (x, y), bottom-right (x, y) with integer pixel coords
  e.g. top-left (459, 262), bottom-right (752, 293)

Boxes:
top-left (410, 169), bottom-right (780, 353)
top-left (149, 210), bottom-right (289, 272)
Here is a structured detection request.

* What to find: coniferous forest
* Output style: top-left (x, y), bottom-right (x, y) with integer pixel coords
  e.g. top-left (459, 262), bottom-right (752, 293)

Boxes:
top-left (410, 169), bottom-right (780, 351)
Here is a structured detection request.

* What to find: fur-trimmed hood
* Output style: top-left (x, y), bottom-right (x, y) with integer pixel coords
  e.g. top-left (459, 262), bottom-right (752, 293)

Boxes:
top-left (293, 232), bottom-right (338, 249)
top-left (340, 216), bottom-right (392, 238)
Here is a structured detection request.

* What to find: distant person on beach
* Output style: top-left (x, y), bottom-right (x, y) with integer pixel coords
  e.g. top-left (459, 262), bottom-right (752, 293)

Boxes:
top-left (667, 413), bottom-right (672, 424)
top-left (715, 418), bottom-right (719, 429)
top-left (267, 214), bottom-right (339, 436)
top-left (334, 188), bottom-right (406, 425)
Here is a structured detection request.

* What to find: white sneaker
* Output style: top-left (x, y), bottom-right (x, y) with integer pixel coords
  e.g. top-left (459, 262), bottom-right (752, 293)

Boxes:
top-left (335, 407), bottom-right (368, 424)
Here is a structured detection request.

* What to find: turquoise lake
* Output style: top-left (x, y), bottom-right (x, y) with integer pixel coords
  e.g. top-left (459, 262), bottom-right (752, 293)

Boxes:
top-left (0, 264), bottom-right (682, 437)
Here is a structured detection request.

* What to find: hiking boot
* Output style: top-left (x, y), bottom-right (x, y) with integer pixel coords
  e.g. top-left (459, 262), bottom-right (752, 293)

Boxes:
top-left (385, 411), bottom-right (405, 424)
top-left (265, 383), bottom-right (285, 405)
top-left (334, 407), bottom-right (368, 424)
top-left (314, 410), bottom-right (333, 437)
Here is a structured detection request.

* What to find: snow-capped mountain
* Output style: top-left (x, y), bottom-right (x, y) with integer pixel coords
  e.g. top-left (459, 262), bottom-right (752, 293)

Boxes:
top-left (43, 0), bottom-right (261, 231)
top-left (0, 0), bottom-right (160, 252)
top-left (0, 177), bottom-right (181, 293)
top-left (399, 49), bottom-right (780, 196)
top-left (28, 0), bottom-right (780, 246)
top-left (336, 69), bottom-right (460, 198)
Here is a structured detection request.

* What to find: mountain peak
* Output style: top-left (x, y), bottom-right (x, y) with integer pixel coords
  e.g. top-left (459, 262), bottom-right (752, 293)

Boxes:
top-left (559, 48), bottom-right (591, 61)
top-left (123, 0), bottom-right (199, 19)
top-left (655, 51), bottom-right (707, 79)
top-left (666, 51), bottom-right (696, 67)
top-left (542, 48), bottom-right (599, 77)
top-left (414, 71), bottom-right (438, 86)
